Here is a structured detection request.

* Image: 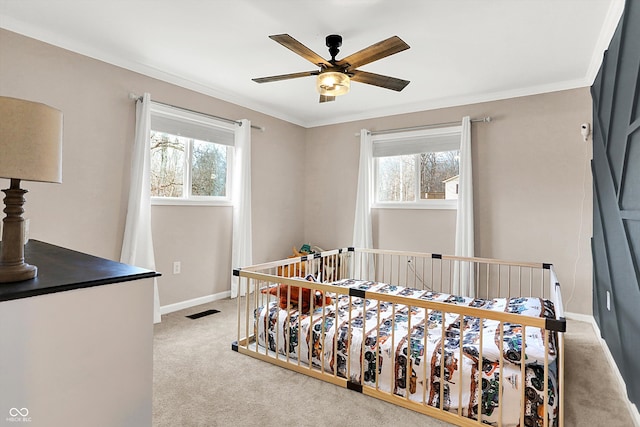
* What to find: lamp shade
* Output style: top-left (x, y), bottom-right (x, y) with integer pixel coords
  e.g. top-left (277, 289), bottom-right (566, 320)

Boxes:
top-left (316, 72), bottom-right (350, 97)
top-left (0, 96), bottom-right (63, 183)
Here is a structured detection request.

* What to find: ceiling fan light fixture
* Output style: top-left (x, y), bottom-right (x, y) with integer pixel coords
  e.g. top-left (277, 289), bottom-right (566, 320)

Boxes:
top-left (316, 72), bottom-right (350, 97)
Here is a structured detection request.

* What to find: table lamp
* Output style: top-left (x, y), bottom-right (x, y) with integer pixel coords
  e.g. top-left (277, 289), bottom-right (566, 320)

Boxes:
top-left (0, 96), bottom-right (63, 283)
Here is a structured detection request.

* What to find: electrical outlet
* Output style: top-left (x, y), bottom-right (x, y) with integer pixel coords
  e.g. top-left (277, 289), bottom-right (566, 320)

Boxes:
top-left (173, 261), bottom-right (181, 275)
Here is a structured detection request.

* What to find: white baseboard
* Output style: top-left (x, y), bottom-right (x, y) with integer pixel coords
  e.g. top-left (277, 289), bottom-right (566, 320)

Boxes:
top-left (563, 311), bottom-right (594, 323)
top-left (159, 290), bottom-right (231, 315)
top-left (566, 311), bottom-right (640, 427)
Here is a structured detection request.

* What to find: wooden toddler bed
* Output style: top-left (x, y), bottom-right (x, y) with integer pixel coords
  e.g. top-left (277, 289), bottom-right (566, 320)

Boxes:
top-left (232, 248), bottom-right (565, 427)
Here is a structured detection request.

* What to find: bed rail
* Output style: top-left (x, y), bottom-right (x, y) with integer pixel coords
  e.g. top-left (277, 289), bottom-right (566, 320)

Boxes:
top-left (240, 248), bottom-right (558, 300)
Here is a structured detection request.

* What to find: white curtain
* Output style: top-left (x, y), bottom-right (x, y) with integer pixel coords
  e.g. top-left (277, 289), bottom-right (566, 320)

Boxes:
top-left (352, 129), bottom-right (374, 279)
top-left (453, 116), bottom-right (475, 296)
top-left (353, 129), bottom-right (373, 249)
top-left (121, 92), bottom-right (161, 323)
top-left (231, 119), bottom-right (252, 298)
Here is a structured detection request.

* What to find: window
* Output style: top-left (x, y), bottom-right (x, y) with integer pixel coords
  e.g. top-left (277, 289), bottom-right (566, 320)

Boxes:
top-left (149, 102), bottom-right (235, 205)
top-left (373, 126), bottom-right (461, 208)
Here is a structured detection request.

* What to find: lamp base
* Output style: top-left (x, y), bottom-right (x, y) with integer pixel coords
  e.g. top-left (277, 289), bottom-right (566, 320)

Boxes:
top-left (0, 179), bottom-right (37, 283)
top-left (0, 262), bottom-right (37, 283)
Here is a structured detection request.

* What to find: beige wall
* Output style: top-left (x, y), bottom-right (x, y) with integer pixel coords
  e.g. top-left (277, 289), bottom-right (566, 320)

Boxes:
top-left (304, 89), bottom-right (593, 314)
top-left (0, 29), bottom-right (306, 307)
top-left (1, 29), bottom-right (593, 314)
top-left (150, 206), bottom-right (233, 303)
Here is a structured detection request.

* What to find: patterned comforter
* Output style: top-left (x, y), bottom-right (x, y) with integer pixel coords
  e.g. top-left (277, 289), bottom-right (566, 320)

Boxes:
top-left (255, 279), bottom-right (559, 426)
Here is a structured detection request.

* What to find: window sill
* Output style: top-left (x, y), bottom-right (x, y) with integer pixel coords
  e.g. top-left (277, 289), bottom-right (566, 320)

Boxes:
top-left (151, 197), bottom-right (232, 207)
top-left (373, 200), bottom-right (458, 210)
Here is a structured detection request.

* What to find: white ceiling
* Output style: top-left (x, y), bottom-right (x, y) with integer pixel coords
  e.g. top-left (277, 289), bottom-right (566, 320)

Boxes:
top-left (0, 0), bottom-right (624, 128)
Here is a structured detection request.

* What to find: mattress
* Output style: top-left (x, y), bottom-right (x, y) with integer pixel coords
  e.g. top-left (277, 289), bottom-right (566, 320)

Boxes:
top-left (256, 279), bottom-right (559, 426)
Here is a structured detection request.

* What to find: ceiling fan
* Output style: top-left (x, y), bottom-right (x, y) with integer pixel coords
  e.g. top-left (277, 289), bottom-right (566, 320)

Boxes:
top-left (252, 34), bottom-right (410, 103)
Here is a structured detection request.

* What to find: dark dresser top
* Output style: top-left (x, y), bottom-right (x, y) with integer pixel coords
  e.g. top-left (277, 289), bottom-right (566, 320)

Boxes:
top-left (0, 240), bottom-right (159, 302)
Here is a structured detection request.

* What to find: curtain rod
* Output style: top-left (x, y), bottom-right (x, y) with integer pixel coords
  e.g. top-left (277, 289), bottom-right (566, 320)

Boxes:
top-left (361, 117), bottom-right (492, 136)
top-left (128, 93), bottom-right (264, 131)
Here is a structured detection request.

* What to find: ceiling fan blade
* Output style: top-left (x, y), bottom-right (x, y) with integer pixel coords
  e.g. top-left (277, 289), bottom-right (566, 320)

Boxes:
top-left (319, 95), bottom-right (336, 103)
top-left (336, 36), bottom-right (409, 69)
top-left (269, 34), bottom-right (332, 67)
top-left (350, 70), bottom-right (410, 92)
top-left (252, 70), bottom-right (319, 83)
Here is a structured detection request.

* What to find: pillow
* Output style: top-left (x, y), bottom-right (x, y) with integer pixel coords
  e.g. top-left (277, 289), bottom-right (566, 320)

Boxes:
top-left (261, 275), bottom-right (332, 313)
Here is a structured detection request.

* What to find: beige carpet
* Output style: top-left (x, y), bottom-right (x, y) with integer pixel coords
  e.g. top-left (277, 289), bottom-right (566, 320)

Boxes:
top-left (153, 298), bottom-right (636, 426)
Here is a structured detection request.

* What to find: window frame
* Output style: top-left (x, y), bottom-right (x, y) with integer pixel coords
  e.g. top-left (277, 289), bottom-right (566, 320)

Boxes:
top-left (372, 126), bottom-right (461, 210)
top-left (149, 102), bottom-right (235, 207)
